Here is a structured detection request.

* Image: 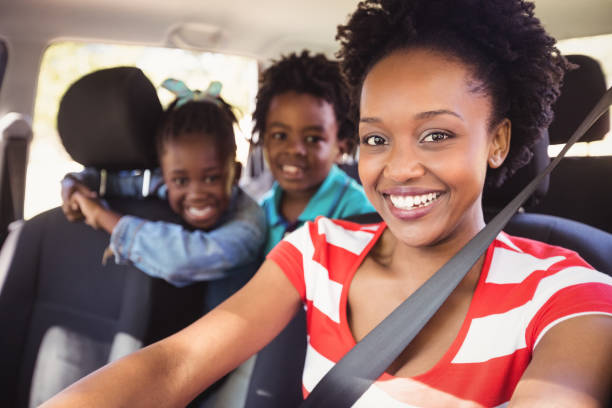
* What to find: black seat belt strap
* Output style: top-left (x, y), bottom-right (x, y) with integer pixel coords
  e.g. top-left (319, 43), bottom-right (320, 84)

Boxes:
top-left (300, 86), bottom-right (612, 408)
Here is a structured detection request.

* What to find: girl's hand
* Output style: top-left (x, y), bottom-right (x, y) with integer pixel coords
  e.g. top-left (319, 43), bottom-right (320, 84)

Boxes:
top-left (61, 177), bottom-right (98, 222)
top-left (71, 192), bottom-right (121, 233)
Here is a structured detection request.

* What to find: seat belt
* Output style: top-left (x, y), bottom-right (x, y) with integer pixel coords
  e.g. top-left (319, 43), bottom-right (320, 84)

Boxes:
top-left (300, 86), bottom-right (612, 408)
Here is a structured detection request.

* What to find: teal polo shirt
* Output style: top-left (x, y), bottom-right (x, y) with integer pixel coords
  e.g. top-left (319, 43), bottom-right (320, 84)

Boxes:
top-left (260, 164), bottom-right (375, 254)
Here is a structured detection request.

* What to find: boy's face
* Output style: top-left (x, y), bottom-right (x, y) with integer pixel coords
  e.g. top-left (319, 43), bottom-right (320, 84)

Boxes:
top-left (160, 133), bottom-right (239, 230)
top-left (263, 91), bottom-right (344, 198)
top-left (358, 49), bottom-right (510, 249)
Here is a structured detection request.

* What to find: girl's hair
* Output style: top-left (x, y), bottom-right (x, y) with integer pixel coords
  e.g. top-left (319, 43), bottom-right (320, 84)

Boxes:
top-left (156, 96), bottom-right (238, 161)
top-left (252, 50), bottom-right (356, 154)
top-left (337, 0), bottom-right (571, 187)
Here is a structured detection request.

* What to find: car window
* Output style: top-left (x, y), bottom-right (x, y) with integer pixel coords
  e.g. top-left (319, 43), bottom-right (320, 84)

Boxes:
top-left (26, 41), bottom-right (258, 219)
top-left (550, 33), bottom-right (612, 157)
top-left (0, 39), bottom-right (7, 93)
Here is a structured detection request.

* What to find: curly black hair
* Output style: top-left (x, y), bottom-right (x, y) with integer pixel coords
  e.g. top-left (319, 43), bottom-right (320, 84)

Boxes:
top-left (157, 96), bottom-right (238, 162)
top-left (336, 0), bottom-right (571, 186)
top-left (252, 50), bottom-right (356, 153)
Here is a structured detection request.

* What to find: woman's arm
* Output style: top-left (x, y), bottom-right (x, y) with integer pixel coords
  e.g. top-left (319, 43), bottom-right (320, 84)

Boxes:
top-left (510, 314), bottom-right (612, 407)
top-left (40, 259), bottom-right (302, 408)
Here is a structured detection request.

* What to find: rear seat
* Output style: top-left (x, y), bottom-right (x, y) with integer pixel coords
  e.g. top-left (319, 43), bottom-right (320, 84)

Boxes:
top-left (0, 67), bottom-right (206, 407)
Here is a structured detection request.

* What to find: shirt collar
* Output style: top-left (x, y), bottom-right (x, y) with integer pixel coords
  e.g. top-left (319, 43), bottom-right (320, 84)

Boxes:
top-left (264, 164), bottom-right (348, 227)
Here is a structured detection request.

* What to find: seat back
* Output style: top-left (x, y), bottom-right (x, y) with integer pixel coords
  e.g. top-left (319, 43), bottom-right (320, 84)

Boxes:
top-left (0, 67), bottom-right (205, 407)
top-left (0, 113), bottom-right (32, 244)
top-left (531, 54), bottom-right (611, 233)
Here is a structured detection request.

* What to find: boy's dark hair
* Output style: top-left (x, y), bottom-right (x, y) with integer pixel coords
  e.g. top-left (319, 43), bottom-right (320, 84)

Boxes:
top-left (252, 50), bottom-right (356, 154)
top-left (337, 0), bottom-right (571, 187)
top-left (157, 96), bottom-right (238, 161)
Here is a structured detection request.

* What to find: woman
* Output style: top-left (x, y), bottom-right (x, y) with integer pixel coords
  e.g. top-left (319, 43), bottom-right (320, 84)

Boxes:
top-left (43, 0), bottom-right (612, 406)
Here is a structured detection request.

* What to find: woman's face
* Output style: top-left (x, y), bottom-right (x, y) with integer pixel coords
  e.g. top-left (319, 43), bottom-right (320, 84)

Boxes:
top-left (358, 49), bottom-right (510, 249)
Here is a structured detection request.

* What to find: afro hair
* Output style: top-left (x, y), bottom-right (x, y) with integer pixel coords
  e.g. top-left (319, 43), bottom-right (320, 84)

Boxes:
top-left (337, 0), bottom-right (571, 186)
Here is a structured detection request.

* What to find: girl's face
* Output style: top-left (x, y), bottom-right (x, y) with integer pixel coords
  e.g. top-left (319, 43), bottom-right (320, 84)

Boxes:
top-left (263, 91), bottom-right (344, 198)
top-left (358, 49), bottom-right (510, 248)
top-left (160, 133), bottom-right (239, 230)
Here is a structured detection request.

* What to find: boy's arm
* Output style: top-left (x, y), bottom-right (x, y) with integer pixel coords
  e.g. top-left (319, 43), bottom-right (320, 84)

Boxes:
top-left (110, 193), bottom-right (266, 286)
top-left (40, 259), bottom-right (302, 408)
top-left (510, 314), bottom-right (612, 407)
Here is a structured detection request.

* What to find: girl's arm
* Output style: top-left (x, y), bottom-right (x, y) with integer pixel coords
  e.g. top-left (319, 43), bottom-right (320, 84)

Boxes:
top-left (40, 259), bottom-right (302, 408)
top-left (510, 314), bottom-right (612, 407)
top-left (109, 192), bottom-right (266, 286)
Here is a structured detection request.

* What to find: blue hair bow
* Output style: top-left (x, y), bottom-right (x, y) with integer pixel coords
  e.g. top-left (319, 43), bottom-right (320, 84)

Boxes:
top-left (161, 78), bottom-right (223, 108)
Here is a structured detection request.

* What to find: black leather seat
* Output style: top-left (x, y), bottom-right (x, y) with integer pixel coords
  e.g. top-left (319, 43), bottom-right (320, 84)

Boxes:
top-left (531, 54), bottom-right (611, 233)
top-left (0, 67), bottom-right (205, 407)
top-left (0, 113), bottom-right (32, 245)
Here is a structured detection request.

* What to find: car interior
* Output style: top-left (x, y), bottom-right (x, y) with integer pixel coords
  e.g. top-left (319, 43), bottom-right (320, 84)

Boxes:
top-left (0, 0), bottom-right (611, 407)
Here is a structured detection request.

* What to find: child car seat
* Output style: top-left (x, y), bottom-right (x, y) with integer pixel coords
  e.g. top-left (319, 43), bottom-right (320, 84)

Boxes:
top-left (0, 67), bottom-right (205, 407)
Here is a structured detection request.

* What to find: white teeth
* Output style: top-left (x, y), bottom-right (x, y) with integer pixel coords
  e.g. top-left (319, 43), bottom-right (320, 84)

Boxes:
top-left (389, 193), bottom-right (441, 210)
top-left (282, 165), bottom-right (301, 176)
top-left (187, 206), bottom-right (214, 218)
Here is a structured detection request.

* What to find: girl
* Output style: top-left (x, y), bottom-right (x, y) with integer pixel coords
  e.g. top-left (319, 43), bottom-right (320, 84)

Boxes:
top-left (43, 1), bottom-right (612, 406)
top-left (70, 79), bottom-right (266, 312)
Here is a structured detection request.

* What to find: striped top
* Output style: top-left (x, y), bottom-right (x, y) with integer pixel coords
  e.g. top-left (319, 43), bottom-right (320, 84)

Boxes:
top-left (268, 217), bottom-right (612, 407)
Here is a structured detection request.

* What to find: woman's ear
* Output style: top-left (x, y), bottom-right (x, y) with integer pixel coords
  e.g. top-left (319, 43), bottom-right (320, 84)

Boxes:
top-left (488, 118), bottom-right (511, 168)
top-left (335, 138), bottom-right (353, 164)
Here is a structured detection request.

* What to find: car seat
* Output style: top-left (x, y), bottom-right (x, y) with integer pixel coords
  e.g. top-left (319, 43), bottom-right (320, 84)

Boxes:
top-left (0, 67), bottom-right (206, 407)
top-left (531, 54), bottom-right (611, 233)
top-left (0, 113), bottom-right (32, 245)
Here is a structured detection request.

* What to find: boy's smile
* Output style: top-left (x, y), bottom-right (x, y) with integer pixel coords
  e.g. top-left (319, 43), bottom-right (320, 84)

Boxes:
top-left (358, 48), bottom-right (510, 249)
top-left (161, 133), bottom-right (238, 230)
top-left (263, 91), bottom-right (342, 199)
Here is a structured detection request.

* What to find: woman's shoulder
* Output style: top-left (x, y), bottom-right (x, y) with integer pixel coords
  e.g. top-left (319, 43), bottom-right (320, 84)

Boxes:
top-left (488, 232), bottom-right (612, 294)
top-left (284, 216), bottom-right (385, 253)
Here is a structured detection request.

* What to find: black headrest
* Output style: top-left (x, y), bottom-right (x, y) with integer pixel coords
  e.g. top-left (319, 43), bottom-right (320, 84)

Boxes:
top-left (57, 67), bottom-right (162, 170)
top-left (482, 130), bottom-right (550, 217)
top-left (548, 54), bottom-right (609, 144)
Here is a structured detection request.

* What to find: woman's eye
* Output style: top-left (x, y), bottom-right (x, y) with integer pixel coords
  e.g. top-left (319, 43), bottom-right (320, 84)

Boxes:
top-left (421, 131), bottom-right (450, 143)
top-left (363, 134), bottom-right (387, 146)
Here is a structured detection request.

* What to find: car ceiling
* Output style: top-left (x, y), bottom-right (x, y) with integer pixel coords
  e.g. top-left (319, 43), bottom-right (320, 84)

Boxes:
top-left (1, 0), bottom-right (612, 60)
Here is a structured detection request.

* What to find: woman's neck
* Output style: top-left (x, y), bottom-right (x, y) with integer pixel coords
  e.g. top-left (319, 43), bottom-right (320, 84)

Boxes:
top-left (382, 214), bottom-right (487, 288)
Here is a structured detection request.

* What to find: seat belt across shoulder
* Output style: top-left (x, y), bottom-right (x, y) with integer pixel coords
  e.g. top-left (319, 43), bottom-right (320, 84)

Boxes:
top-left (300, 86), bottom-right (612, 408)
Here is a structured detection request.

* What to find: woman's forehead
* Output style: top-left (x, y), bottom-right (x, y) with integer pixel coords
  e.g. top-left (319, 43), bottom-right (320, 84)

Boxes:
top-left (360, 50), bottom-right (491, 120)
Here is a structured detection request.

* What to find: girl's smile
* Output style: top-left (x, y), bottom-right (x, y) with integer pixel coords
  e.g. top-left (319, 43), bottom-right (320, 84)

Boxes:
top-left (358, 48), bottom-right (510, 249)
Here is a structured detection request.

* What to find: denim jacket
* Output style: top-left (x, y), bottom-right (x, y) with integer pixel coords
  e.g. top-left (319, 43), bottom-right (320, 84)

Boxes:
top-left (109, 186), bottom-right (266, 310)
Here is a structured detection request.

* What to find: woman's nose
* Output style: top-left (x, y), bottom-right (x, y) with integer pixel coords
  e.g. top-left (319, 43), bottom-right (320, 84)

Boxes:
top-left (383, 142), bottom-right (426, 182)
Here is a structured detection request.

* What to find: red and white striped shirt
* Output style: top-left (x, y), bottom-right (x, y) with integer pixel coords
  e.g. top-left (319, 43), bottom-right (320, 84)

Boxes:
top-left (268, 216), bottom-right (612, 407)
